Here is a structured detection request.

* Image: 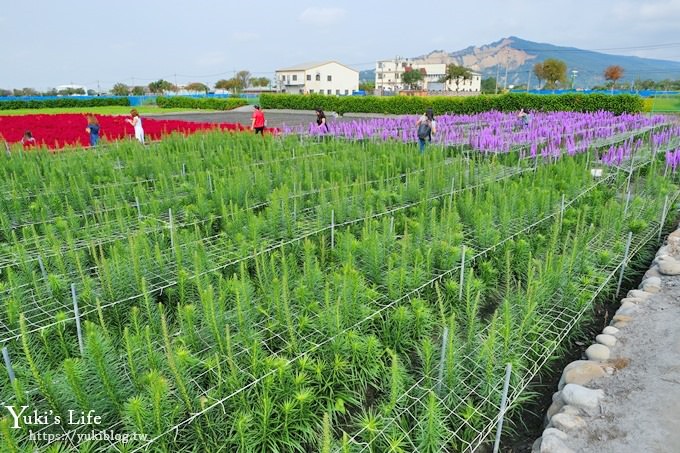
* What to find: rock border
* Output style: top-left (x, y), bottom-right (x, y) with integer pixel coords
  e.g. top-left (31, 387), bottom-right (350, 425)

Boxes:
top-left (531, 226), bottom-right (680, 453)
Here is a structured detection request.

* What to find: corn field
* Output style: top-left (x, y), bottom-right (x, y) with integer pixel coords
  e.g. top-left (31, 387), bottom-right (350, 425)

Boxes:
top-left (0, 118), bottom-right (678, 452)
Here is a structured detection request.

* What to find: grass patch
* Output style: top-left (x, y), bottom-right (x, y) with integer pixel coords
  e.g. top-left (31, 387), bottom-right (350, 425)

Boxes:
top-left (644, 96), bottom-right (680, 113)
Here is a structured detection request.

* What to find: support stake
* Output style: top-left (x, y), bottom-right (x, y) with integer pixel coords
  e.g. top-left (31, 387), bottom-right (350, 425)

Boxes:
top-left (331, 210), bottom-right (335, 249)
top-left (2, 347), bottom-right (15, 383)
top-left (459, 245), bottom-right (466, 300)
top-left (135, 196), bottom-right (141, 220)
top-left (616, 231), bottom-right (633, 298)
top-left (169, 208), bottom-right (174, 249)
top-left (492, 363), bottom-right (513, 453)
top-left (659, 195), bottom-right (669, 241)
top-left (436, 327), bottom-right (449, 396)
top-left (71, 283), bottom-right (84, 355)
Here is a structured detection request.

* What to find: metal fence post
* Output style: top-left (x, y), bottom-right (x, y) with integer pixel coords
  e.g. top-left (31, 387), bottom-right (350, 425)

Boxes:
top-left (449, 177), bottom-right (455, 206)
top-left (2, 347), bottom-right (15, 383)
top-left (459, 245), bottom-right (466, 300)
top-left (207, 172), bottom-right (213, 194)
top-left (436, 327), bottom-right (449, 395)
top-left (659, 195), bottom-right (669, 241)
top-left (559, 193), bottom-right (565, 231)
top-left (135, 196), bottom-right (141, 220)
top-left (71, 283), bottom-right (84, 355)
top-left (169, 208), bottom-right (174, 249)
top-left (37, 255), bottom-right (51, 296)
top-left (331, 210), bottom-right (335, 249)
top-left (182, 163), bottom-right (186, 177)
top-left (616, 232), bottom-right (633, 298)
top-left (493, 363), bottom-right (513, 453)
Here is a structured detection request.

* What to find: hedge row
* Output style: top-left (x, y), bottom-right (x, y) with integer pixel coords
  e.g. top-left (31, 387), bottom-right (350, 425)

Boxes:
top-left (0, 97), bottom-right (130, 110)
top-left (156, 96), bottom-right (249, 110)
top-left (260, 93), bottom-right (644, 115)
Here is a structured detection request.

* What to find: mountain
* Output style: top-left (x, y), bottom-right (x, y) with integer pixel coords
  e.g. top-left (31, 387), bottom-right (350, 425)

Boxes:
top-left (366, 37), bottom-right (680, 88)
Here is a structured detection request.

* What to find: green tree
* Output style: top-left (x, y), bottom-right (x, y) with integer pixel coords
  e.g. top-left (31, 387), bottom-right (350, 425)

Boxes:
top-left (539, 59), bottom-right (567, 89)
top-left (185, 82), bottom-right (209, 93)
top-left (443, 64), bottom-right (473, 91)
top-left (112, 83), bottom-right (130, 96)
top-left (87, 89), bottom-right (96, 96)
top-left (401, 68), bottom-right (424, 90)
top-left (358, 81), bottom-right (375, 92)
top-left (215, 79), bottom-right (238, 91)
top-left (533, 62), bottom-right (545, 89)
top-left (234, 70), bottom-right (251, 91)
top-left (250, 77), bottom-right (271, 88)
top-left (148, 79), bottom-right (176, 94)
top-left (131, 86), bottom-right (146, 95)
top-left (480, 77), bottom-right (496, 94)
top-left (0, 89), bottom-right (11, 97)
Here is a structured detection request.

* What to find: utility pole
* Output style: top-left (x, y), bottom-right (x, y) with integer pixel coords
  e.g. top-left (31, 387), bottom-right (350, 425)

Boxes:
top-left (526, 71), bottom-right (531, 92)
top-left (503, 52), bottom-right (510, 91)
top-left (495, 64), bottom-right (500, 94)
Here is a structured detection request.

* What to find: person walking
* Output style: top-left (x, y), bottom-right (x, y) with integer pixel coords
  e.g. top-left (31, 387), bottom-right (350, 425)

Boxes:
top-left (416, 108), bottom-right (436, 152)
top-left (251, 105), bottom-right (266, 135)
top-left (85, 114), bottom-right (100, 146)
top-left (126, 109), bottom-right (145, 144)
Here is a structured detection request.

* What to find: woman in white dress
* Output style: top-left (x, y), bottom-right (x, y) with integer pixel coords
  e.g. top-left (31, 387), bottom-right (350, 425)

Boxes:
top-left (126, 109), bottom-right (145, 144)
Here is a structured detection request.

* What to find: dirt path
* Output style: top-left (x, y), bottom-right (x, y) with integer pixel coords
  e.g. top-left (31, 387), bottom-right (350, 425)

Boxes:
top-left (566, 276), bottom-right (680, 453)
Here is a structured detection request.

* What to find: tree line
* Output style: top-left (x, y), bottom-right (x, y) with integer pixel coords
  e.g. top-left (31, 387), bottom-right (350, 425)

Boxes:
top-left (1, 70), bottom-right (271, 97)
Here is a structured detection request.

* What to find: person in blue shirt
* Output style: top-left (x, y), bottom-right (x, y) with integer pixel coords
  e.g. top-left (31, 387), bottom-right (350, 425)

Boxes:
top-left (85, 114), bottom-right (100, 146)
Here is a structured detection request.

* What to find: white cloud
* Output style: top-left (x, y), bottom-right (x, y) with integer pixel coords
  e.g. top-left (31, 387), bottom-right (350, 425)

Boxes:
top-left (232, 31), bottom-right (259, 43)
top-left (298, 7), bottom-right (346, 27)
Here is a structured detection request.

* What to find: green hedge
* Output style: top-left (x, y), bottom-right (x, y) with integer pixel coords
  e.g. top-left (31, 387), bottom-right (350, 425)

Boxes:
top-left (0, 97), bottom-right (130, 110)
top-left (156, 96), bottom-right (248, 110)
top-left (260, 93), bottom-right (644, 115)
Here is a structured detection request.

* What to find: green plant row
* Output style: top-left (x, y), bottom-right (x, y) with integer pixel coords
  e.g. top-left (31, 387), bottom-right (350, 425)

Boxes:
top-left (260, 93), bottom-right (645, 115)
top-left (156, 96), bottom-right (248, 110)
top-left (0, 97), bottom-right (130, 110)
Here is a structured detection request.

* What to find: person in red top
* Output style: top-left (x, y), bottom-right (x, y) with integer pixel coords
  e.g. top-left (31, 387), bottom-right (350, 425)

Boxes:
top-left (21, 130), bottom-right (37, 148)
top-left (251, 105), bottom-right (266, 135)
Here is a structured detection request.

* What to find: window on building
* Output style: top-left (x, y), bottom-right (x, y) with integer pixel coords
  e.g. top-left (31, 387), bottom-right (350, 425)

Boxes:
top-left (292, 75), bottom-right (297, 81)
top-left (327, 89), bottom-right (331, 94)
top-left (378, 62), bottom-right (383, 68)
top-left (378, 73), bottom-right (383, 79)
top-left (345, 89), bottom-right (349, 95)
top-left (307, 74), bottom-right (311, 81)
top-left (336, 89), bottom-right (340, 95)
top-left (315, 73), bottom-right (321, 81)
top-left (309, 89), bottom-right (314, 94)
top-left (327, 75), bottom-right (332, 82)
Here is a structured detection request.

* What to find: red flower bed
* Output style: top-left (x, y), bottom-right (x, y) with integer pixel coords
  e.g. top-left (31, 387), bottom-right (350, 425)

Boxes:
top-left (0, 114), bottom-right (249, 149)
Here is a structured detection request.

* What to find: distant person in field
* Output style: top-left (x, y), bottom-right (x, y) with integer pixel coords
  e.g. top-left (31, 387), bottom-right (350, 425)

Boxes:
top-left (416, 108), bottom-right (436, 152)
top-left (21, 130), bottom-right (37, 148)
top-left (518, 108), bottom-right (530, 127)
top-left (315, 108), bottom-right (329, 132)
top-left (85, 114), bottom-right (100, 146)
top-left (126, 109), bottom-right (145, 144)
top-left (251, 105), bottom-right (266, 135)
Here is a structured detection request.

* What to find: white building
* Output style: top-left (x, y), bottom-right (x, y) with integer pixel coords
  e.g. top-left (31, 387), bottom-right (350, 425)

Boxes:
top-left (275, 61), bottom-right (359, 95)
top-left (375, 58), bottom-right (481, 93)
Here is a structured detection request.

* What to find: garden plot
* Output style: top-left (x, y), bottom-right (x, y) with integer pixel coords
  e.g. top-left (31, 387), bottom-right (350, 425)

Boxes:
top-left (0, 113), bottom-right (677, 452)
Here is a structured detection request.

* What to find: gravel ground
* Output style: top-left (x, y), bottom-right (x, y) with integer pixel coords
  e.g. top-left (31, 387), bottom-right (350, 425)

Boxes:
top-left (564, 268), bottom-right (680, 452)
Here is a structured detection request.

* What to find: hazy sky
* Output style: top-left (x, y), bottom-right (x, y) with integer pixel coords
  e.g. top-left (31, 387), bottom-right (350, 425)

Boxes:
top-left (2, 0), bottom-right (680, 91)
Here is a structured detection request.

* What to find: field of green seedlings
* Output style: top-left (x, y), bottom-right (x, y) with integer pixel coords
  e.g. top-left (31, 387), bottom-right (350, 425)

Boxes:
top-left (0, 126), bottom-right (677, 452)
